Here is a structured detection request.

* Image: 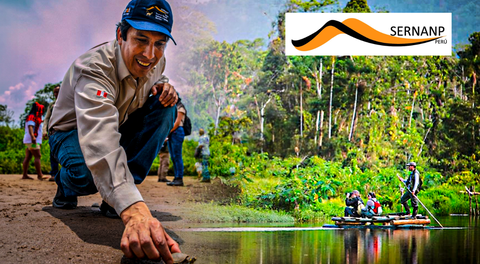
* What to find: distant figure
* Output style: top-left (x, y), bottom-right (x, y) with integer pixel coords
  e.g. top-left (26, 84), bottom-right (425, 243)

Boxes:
top-left (197, 128), bottom-right (210, 183)
top-left (167, 101), bottom-right (186, 186)
top-left (42, 85), bottom-right (60, 181)
top-left (157, 140), bottom-right (170, 182)
top-left (397, 162), bottom-right (420, 218)
top-left (344, 190), bottom-right (364, 217)
top-left (22, 102), bottom-right (48, 180)
top-left (361, 192), bottom-right (382, 218)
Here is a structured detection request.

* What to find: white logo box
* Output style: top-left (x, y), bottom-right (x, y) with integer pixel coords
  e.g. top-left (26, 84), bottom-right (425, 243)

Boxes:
top-left (285, 13), bottom-right (452, 56)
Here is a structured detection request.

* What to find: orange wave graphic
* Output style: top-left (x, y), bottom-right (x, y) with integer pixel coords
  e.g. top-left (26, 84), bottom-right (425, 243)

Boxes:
top-left (292, 18), bottom-right (443, 51)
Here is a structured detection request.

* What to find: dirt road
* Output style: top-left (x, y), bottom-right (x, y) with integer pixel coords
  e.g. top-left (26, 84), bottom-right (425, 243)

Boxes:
top-left (0, 174), bottom-right (237, 263)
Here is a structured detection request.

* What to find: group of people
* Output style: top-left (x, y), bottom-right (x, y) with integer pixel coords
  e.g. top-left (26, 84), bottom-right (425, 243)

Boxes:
top-left (344, 190), bottom-right (383, 218)
top-left (344, 162), bottom-right (422, 218)
top-left (156, 125), bottom-right (211, 185)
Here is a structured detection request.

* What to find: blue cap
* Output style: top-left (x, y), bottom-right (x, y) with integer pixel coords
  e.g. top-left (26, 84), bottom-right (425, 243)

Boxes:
top-left (407, 162), bottom-right (416, 167)
top-left (122, 0), bottom-right (176, 45)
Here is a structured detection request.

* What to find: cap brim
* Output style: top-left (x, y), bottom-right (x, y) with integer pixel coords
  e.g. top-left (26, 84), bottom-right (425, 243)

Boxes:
top-left (125, 19), bottom-right (176, 45)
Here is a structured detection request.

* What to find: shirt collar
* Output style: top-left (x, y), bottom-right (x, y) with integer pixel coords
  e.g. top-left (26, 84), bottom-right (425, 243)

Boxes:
top-left (115, 41), bottom-right (131, 82)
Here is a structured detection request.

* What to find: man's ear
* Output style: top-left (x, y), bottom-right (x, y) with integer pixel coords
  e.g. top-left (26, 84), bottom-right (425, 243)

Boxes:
top-left (117, 28), bottom-right (123, 45)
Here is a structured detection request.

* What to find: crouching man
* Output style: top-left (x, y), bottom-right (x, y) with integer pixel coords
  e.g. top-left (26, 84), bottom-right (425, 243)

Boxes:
top-left (48, 0), bottom-right (181, 262)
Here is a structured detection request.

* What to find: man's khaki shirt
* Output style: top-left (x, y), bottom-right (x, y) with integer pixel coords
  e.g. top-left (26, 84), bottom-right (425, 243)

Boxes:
top-left (49, 40), bottom-right (168, 215)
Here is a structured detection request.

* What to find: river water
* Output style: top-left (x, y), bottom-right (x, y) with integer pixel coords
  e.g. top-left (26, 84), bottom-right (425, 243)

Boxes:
top-left (176, 216), bottom-right (480, 264)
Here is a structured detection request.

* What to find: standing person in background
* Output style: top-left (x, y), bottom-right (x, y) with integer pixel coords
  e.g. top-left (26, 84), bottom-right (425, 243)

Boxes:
top-left (42, 85), bottom-right (60, 182)
top-left (166, 101), bottom-right (186, 186)
top-left (157, 140), bottom-right (170, 182)
top-left (397, 162), bottom-right (420, 218)
top-left (197, 128), bottom-right (210, 183)
top-left (22, 102), bottom-right (48, 180)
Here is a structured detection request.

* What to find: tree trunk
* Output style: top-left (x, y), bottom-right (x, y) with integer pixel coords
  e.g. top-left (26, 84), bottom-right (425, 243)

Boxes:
top-left (329, 57), bottom-right (335, 139)
top-left (315, 111), bottom-right (320, 145)
top-left (409, 91), bottom-right (416, 128)
top-left (315, 59), bottom-right (323, 146)
top-left (214, 102), bottom-right (221, 135)
top-left (319, 110), bottom-right (324, 147)
top-left (300, 81), bottom-right (303, 137)
top-left (317, 59), bottom-right (323, 100)
top-left (254, 95), bottom-right (261, 132)
top-left (349, 84), bottom-right (358, 142)
top-left (260, 96), bottom-right (272, 153)
top-left (473, 71), bottom-right (476, 108)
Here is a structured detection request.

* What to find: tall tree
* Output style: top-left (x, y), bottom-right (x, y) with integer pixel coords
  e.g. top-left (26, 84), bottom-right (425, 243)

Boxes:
top-left (0, 104), bottom-right (14, 127)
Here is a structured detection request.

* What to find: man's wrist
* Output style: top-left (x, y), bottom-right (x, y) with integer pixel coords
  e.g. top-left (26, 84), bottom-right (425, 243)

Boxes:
top-left (120, 201), bottom-right (151, 224)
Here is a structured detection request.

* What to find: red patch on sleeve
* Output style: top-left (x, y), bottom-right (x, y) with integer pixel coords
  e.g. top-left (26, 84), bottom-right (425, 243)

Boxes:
top-left (96, 90), bottom-right (108, 99)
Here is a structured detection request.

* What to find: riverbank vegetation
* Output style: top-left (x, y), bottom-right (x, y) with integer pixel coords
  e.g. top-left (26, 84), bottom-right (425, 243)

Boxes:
top-left (0, 0), bottom-right (479, 222)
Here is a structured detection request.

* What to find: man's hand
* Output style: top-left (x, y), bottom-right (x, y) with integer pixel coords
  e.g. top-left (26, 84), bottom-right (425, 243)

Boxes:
top-left (396, 174), bottom-right (404, 182)
top-left (151, 83), bottom-right (178, 107)
top-left (120, 202), bottom-right (181, 263)
top-left (43, 133), bottom-right (48, 140)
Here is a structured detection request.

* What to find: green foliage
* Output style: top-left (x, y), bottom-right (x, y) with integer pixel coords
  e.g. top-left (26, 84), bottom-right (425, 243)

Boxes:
top-left (0, 126), bottom-right (50, 174)
top-left (186, 203), bottom-right (295, 223)
top-left (0, 104), bottom-right (14, 126)
top-left (343, 0), bottom-right (372, 13)
top-left (447, 171), bottom-right (480, 186)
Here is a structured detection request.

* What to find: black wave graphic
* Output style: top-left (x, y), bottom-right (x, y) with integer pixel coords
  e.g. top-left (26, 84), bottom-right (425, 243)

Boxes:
top-left (291, 20), bottom-right (442, 47)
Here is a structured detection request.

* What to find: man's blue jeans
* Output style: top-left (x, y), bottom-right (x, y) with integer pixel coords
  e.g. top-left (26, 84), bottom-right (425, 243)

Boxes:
top-left (167, 126), bottom-right (184, 180)
top-left (49, 149), bottom-right (59, 176)
top-left (49, 94), bottom-right (176, 198)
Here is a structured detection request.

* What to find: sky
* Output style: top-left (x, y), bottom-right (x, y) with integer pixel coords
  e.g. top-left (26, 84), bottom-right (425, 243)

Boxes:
top-left (0, 0), bottom-right (477, 124)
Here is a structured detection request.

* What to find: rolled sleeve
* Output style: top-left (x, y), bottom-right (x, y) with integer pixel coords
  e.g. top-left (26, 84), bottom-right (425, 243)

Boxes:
top-left (74, 71), bottom-right (143, 215)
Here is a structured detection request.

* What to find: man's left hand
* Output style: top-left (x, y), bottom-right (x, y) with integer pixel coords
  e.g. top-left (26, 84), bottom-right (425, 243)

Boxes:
top-left (151, 83), bottom-right (178, 107)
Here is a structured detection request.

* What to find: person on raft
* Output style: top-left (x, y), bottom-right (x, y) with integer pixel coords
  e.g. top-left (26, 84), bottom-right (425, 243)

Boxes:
top-left (344, 190), bottom-right (365, 217)
top-left (361, 192), bottom-right (383, 218)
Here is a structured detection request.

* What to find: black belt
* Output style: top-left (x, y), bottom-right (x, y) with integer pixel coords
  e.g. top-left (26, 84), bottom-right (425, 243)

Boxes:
top-left (48, 128), bottom-right (57, 136)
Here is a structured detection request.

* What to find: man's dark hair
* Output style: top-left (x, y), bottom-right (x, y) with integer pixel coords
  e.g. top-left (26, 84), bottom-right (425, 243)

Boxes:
top-left (116, 20), bottom-right (131, 41)
top-left (115, 20), bottom-right (170, 44)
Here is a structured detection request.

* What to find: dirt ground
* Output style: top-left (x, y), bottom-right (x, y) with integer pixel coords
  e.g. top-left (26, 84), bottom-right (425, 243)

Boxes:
top-left (0, 174), bottom-right (239, 264)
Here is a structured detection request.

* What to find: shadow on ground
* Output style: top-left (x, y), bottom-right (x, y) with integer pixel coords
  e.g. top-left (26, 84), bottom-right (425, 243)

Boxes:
top-left (42, 206), bottom-right (184, 250)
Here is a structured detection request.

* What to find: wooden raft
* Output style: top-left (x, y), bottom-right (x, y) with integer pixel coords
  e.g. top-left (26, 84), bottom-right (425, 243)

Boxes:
top-left (331, 214), bottom-right (430, 228)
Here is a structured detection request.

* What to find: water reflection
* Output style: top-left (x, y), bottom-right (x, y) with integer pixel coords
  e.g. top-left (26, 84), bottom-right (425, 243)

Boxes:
top-left (176, 217), bottom-right (480, 264)
top-left (341, 228), bottom-right (430, 264)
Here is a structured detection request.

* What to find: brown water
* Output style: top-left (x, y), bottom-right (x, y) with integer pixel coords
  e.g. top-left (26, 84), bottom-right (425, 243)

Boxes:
top-left (176, 216), bottom-right (480, 264)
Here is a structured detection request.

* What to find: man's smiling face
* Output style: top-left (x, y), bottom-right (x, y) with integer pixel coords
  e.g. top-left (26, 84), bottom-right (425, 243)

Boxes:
top-left (117, 26), bottom-right (167, 79)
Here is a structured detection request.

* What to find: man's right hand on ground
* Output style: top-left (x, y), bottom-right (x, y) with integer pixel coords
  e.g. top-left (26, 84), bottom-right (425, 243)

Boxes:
top-left (120, 201), bottom-right (181, 263)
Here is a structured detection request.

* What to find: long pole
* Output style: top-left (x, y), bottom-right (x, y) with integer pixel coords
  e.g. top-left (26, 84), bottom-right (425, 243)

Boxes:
top-left (400, 178), bottom-right (443, 228)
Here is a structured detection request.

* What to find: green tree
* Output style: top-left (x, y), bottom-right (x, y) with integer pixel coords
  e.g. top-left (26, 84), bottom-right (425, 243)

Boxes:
top-left (343, 0), bottom-right (372, 13)
top-left (0, 104), bottom-right (14, 127)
